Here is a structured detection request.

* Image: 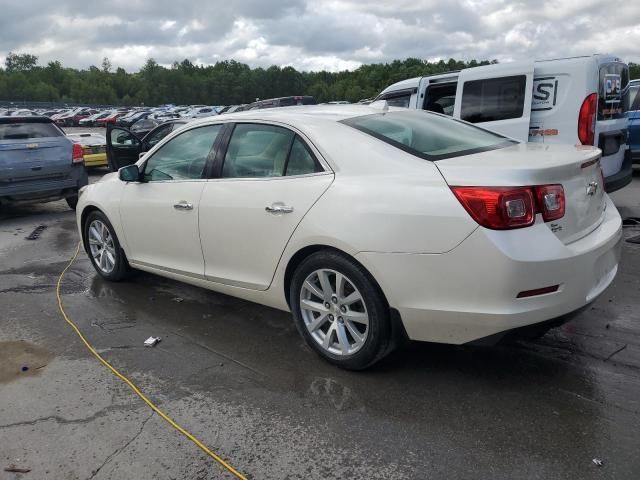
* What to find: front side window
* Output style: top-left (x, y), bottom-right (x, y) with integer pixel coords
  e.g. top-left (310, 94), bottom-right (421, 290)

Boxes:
top-left (145, 124), bottom-right (172, 148)
top-left (461, 75), bottom-right (526, 123)
top-left (143, 125), bottom-right (221, 182)
top-left (221, 124), bottom-right (322, 178)
top-left (342, 110), bottom-right (515, 161)
top-left (110, 128), bottom-right (139, 147)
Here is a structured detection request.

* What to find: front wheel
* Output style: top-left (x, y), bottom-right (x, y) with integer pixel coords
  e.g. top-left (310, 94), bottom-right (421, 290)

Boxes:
top-left (290, 251), bottom-right (391, 370)
top-left (84, 211), bottom-right (130, 281)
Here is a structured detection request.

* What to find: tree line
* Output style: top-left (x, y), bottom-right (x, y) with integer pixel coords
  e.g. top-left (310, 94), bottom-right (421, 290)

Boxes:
top-left (0, 53), bottom-right (498, 106)
top-left (1, 52), bottom-right (639, 107)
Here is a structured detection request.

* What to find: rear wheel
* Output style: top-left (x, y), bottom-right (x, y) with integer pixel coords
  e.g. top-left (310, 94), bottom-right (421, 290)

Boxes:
top-left (290, 250), bottom-right (391, 370)
top-left (84, 211), bottom-right (130, 281)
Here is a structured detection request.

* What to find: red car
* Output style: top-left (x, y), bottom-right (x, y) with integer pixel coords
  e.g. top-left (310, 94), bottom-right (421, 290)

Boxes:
top-left (54, 108), bottom-right (99, 127)
top-left (95, 111), bottom-right (128, 127)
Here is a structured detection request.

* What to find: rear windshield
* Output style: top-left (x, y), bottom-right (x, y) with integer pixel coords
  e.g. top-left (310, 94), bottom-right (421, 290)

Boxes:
top-left (0, 122), bottom-right (63, 140)
top-left (598, 63), bottom-right (629, 120)
top-left (341, 110), bottom-right (515, 160)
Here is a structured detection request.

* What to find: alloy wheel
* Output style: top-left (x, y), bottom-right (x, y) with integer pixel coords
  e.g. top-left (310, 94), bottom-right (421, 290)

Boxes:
top-left (299, 269), bottom-right (369, 356)
top-left (88, 220), bottom-right (117, 274)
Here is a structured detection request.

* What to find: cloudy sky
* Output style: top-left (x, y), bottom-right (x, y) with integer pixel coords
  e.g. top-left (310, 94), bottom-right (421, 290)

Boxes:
top-left (1, 0), bottom-right (639, 72)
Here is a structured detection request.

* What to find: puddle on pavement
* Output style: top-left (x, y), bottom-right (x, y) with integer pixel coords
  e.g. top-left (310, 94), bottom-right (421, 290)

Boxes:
top-left (0, 341), bottom-right (54, 383)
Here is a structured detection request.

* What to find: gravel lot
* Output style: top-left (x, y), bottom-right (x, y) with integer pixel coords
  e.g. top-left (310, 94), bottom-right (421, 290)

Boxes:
top-left (1, 167), bottom-right (639, 479)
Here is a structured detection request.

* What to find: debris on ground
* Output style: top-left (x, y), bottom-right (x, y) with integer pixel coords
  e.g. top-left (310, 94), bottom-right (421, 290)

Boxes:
top-left (626, 235), bottom-right (640, 244)
top-left (622, 217), bottom-right (640, 227)
top-left (21, 366), bottom-right (29, 372)
top-left (25, 224), bottom-right (47, 240)
top-left (144, 336), bottom-right (161, 347)
top-left (4, 465), bottom-right (31, 473)
top-left (171, 297), bottom-right (184, 303)
top-left (592, 458), bottom-right (604, 467)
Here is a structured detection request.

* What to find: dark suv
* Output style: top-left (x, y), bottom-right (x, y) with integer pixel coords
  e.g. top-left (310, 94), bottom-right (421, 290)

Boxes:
top-left (0, 117), bottom-right (88, 209)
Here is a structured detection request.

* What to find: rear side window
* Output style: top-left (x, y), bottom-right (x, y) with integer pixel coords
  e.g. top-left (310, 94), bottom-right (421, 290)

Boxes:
top-left (222, 124), bottom-right (294, 178)
top-left (599, 63), bottom-right (629, 120)
top-left (285, 137), bottom-right (322, 176)
top-left (342, 111), bottom-right (515, 161)
top-left (221, 124), bottom-right (322, 178)
top-left (0, 122), bottom-right (62, 140)
top-left (461, 75), bottom-right (526, 123)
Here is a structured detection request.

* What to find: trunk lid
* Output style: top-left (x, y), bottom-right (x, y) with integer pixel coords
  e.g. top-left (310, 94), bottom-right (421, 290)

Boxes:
top-left (436, 143), bottom-right (606, 244)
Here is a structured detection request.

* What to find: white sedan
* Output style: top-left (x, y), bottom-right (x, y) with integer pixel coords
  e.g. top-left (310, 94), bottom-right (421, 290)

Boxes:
top-left (76, 105), bottom-right (622, 369)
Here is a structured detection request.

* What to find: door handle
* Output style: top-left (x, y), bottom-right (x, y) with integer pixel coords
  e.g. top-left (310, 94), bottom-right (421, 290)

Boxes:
top-left (173, 201), bottom-right (193, 211)
top-left (265, 203), bottom-right (294, 214)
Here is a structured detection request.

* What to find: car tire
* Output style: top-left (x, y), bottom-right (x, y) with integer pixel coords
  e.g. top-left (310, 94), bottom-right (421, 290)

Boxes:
top-left (290, 250), bottom-right (391, 370)
top-left (66, 195), bottom-right (78, 210)
top-left (83, 211), bottom-right (130, 281)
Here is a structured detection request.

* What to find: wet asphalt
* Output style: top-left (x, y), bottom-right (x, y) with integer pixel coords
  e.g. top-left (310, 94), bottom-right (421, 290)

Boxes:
top-left (1, 168), bottom-right (639, 479)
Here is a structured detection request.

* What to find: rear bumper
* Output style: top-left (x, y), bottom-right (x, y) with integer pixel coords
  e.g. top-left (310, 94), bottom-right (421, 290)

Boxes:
top-left (356, 196), bottom-right (622, 344)
top-left (83, 152), bottom-right (108, 168)
top-left (0, 164), bottom-right (88, 203)
top-left (605, 149), bottom-right (633, 192)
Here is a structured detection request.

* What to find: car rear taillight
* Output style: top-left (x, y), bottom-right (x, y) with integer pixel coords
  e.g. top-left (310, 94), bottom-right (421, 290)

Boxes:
top-left (451, 185), bottom-right (566, 230)
top-left (534, 184), bottom-right (565, 222)
top-left (451, 187), bottom-right (535, 230)
top-left (578, 93), bottom-right (597, 145)
top-left (72, 143), bottom-right (84, 164)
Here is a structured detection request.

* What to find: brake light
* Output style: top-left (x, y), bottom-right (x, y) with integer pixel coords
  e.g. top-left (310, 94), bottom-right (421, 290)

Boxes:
top-left (451, 184), bottom-right (565, 230)
top-left (534, 184), bottom-right (565, 222)
top-left (72, 143), bottom-right (84, 164)
top-left (451, 187), bottom-right (535, 230)
top-left (578, 93), bottom-right (597, 145)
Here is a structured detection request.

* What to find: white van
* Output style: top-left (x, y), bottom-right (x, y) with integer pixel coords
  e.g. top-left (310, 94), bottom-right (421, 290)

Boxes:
top-left (376, 54), bottom-right (631, 192)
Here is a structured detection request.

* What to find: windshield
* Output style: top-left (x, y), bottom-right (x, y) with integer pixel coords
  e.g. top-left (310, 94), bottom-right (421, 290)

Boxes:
top-left (0, 121), bottom-right (63, 140)
top-left (341, 110), bottom-right (515, 160)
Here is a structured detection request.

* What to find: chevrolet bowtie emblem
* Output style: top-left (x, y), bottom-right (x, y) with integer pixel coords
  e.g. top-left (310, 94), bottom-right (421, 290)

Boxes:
top-left (586, 181), bottom-right (598, 196)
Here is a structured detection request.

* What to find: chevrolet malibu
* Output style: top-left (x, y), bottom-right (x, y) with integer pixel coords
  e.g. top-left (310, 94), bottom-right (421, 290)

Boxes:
top-left (76, 106), bottom-right (622, 369)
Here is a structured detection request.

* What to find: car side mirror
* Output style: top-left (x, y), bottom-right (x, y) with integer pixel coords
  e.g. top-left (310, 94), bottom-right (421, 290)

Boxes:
top-left (119, 164), bottom-right (140, 182)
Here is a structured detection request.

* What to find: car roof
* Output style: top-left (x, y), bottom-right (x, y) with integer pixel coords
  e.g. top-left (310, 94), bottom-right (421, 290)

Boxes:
top-left (188, 104), bottom-right (395, 129)
top-left (0, 116), bottom-right (55, 124)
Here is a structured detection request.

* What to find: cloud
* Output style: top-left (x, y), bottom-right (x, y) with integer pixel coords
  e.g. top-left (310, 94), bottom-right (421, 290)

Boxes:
top-left (0, 0), bottom-right (638, 72)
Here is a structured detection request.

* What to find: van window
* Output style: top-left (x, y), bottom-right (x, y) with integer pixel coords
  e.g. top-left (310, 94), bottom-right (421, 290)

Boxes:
top-left (629, 84), bottom-right (640, 112)
top-left (599, 63), bottom-right (629, 120)
top-left (385, 95), bottom-right (411, 108)
top-left (460, 75), bottom-right (526, 123)
top-left (423, 83), bottom-right (456, 116)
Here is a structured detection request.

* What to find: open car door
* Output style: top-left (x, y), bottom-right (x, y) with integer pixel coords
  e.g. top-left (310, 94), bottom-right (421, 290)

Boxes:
top-left (452, 61), bottom-right (534, 142)
top-left (106, 124), bottom-right (142, 171)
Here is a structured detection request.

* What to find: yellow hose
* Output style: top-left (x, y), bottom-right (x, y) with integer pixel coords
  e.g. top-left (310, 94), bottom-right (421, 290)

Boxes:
top-left (56, 243), bottom-right (247, 480)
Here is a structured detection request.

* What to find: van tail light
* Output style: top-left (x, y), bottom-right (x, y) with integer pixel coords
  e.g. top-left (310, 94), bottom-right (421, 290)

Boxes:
top-left (578, 93), bottom-right (597, 145)
top-left (451, 185), bottom-right (565, 230)
top-left (72, 143), bottom-right (85, 164)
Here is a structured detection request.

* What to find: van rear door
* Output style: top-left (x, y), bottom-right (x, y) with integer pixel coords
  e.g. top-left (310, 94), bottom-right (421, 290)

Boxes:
top-left (452, 62), bottom-right (534, 141)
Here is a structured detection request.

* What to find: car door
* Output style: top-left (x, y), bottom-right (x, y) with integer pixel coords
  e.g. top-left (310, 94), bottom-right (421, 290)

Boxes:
top-left (106, 125), bottom-right (142, 171)
top-left (199, 122), bottom-right (334, 290)
top-left (453, 62), bottom-right (534, 141)
top-left (119, 124), bottom-right (224, 276)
